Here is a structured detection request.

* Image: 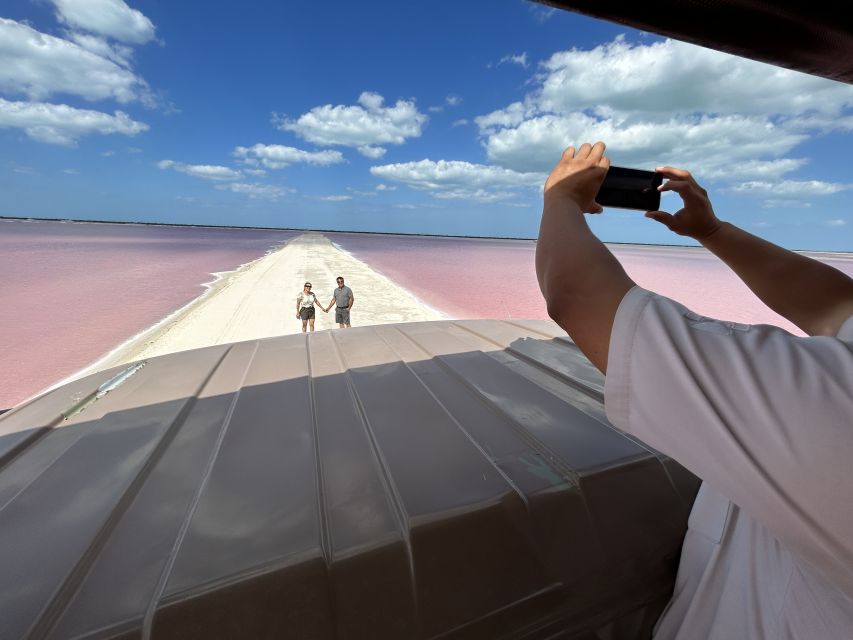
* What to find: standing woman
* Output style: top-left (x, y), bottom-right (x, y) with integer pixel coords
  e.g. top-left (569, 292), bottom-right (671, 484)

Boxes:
top-left (296, 282), bottom-right (318, 333)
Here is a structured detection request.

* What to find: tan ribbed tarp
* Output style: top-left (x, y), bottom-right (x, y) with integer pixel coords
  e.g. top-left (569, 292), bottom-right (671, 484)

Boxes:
top-left (0, 320), bottom-right (699, 639)
top-left (539, 1), bottom-right (853, 85)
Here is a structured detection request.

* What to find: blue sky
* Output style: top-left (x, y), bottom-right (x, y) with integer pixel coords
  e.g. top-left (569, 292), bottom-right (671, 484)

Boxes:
top-left (2, 0), bottom-right (853, 250)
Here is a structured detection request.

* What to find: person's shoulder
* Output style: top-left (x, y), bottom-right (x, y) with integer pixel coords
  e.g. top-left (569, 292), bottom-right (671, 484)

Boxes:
top-left (837, 314), bottom-right (853, 342)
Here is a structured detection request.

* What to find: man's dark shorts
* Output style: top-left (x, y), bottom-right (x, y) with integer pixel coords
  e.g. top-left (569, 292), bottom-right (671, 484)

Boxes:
top-left (335, 307), bottom-right (350, 324)
top-left (299, 306), bottom-right (315, 320)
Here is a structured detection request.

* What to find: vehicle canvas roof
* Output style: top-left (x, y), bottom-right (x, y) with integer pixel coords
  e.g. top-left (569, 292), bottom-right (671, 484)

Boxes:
top-left (540, 0), bottom-right (853, 84)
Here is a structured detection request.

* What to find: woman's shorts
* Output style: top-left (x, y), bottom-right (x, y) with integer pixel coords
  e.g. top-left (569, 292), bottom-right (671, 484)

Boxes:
top-left (299, 306), bottom-right (315, 320)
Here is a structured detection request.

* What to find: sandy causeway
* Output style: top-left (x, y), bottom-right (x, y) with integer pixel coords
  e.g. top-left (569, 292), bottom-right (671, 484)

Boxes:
top-left (69, 232), bottom-right (445, 379)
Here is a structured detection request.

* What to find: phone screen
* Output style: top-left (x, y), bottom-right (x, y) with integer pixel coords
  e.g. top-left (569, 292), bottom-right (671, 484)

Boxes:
top-left (596, 166), bottom-right (663, 211)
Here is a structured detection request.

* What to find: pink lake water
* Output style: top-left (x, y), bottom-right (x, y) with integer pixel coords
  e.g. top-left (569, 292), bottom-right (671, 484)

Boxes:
top-left (1, 220), bottom-right (295, 409)
top-left (329, 231), bottom-right (853, 330)
top-left (2, 221), bottom-right (852, 410)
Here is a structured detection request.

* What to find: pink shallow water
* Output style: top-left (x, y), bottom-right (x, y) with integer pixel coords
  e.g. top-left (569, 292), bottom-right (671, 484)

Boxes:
top-left (3, 223), bottom-right (851, 411)
top-left (0, 220), bottom-right (295, 409)
top-left (329, 231), bottom-right (853, 331)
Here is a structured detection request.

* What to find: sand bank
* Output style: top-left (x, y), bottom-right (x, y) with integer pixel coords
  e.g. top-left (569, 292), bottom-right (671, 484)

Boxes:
top-left (65, 232), bottom-right (445, 381)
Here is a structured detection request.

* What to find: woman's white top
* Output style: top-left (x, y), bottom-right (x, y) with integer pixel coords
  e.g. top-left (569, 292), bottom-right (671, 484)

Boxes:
top-left (298, 292), bottom-right (316, 308)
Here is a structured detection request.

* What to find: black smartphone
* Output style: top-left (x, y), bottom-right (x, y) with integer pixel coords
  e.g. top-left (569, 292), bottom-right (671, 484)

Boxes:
top-left (596, 166), bottom-right (663, 210)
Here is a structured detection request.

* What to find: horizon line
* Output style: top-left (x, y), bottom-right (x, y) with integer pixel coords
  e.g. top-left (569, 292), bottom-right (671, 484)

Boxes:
top-left (2, 215), bottom-right (850, 255)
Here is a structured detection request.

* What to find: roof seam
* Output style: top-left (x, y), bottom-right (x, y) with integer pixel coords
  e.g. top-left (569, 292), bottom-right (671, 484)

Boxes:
top-left (140, 342), bottom-right (255, 640)
top-left (382, 325), bottom-right (533, 507)
top-left (446, 321), bottom-right (605, 406)
top-left (501, 319), bottom-right (563, 339)
top-left (306, 334), bottom-right (332, 565)
top-left (502, 346), bottom-right (604, 403)
top-left (0, 374), bottom-right (108, 472)
top-left (330, 328), bottom-right (423, 632)
top-left (33, 345), bottom-right (236, 640)
top-left (305, 333), bottom-right (339, 636)
top-left (389, 325), bottom-right (583, 488)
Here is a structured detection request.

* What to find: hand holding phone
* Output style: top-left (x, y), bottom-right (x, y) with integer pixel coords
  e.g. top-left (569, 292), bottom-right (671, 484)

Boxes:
top-left (596, 166), bottom-right (663, 211)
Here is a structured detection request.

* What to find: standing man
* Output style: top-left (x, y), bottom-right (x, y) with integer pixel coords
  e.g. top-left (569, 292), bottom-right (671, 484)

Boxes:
top-left (537, 141), bottom-right (853, 638)
top-left (323, 276), bottom-right (354, 328)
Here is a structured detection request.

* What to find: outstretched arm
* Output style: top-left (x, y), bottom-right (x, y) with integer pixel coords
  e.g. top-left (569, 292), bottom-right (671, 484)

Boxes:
top-left (647, 167), bottom-right (853, 336)
top-left (536, 143), bottom-right (636, 373)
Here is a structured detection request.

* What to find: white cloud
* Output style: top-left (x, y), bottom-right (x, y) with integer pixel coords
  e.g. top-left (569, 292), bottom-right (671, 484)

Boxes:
top-left (761, 200), bottom-right (812, 209)
top-left (345, 188), bottom-right (376, 196)
top-left (0, 18), bottom-right (151, 104)
top-left (370, 159), bottom-right (542, 202)
top-left (65, 31), bottom-right (134, 67)
top-left (357, 145), bottom-right (386, 158)
top-left (446, 95), bottom-right (462, 107)
top-left (276, 91), bottom-right (427, 157)
top-left (101, 149), bottom-right (115, 156)
top-left (52, 0), bottom-right (156, 44)
top-left (157, 160), bottom-right (242, 181)
top-left (317, 195), bottom-right (352, 202)
top-left (529, 4), bottom-right (556, 22)
top-left (0, 98), bottom-right (148, 144)
top-left (233, 143), bottom-right (344, 169)
top-left (483, 111), bottom-right (810, 178)
top-left (429, 95), bottom-right (463, 114)
top-left (732, 179), bottom-right (850, 208)
top-left (706, 158), bottom-right (809, 180)
top-left (474, 36), bottom-right (853, 184)
top-left (11, 165), bottom-right (39, 175)
top-left (499, 53), bottom-right (528, 68)
top-left (392, 202), bottom-right (445, 210)
top-left (730, 180), bottom-right (849, 197)
top-left (216, 182), bottom-right (290, 200)
top-left (475, 102), bottom-right (531, 131)
top-left (826, 219), bottom-right (847, 227)
top-left (10, 162), bottom-right (41, 176)
top-left (452, 119), bottom-right (469, 127)
top-left (375, 184), bottom-right (396, 191)
top-left (536, 37), bottom-right (853, 118)
top-left (784, 113), bottom-right (853, 133)
top-left (62, 168), bottom-right (79, 174)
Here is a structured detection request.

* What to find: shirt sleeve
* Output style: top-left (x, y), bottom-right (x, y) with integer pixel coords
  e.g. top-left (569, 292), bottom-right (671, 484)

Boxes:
top-left (605, 286), bottom-right (853, 597)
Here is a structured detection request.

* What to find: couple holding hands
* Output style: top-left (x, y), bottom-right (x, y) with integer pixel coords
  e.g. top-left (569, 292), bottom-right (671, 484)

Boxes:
top-left (296, 276), bottom-right (354, 333)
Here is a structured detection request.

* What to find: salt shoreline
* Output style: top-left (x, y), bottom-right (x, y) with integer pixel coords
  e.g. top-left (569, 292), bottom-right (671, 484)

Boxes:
top-left (30, 232), bottom-right (445, 401)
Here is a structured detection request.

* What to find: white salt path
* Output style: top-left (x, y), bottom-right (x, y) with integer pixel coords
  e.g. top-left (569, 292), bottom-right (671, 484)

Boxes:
top-left (74, 232), bottom-right (445, 377)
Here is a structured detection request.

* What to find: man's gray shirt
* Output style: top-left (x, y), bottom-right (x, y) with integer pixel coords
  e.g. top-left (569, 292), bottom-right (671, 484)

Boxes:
top-left (333, 286), bottom-right (352, 308)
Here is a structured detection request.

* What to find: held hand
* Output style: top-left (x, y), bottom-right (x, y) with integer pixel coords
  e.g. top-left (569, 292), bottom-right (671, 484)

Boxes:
top-left (645, 167), bottom-right (722, 240)
top-left (296, 314), bottom-right (300, 319)
top-left (544, 142), bottom-right (610, 214)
